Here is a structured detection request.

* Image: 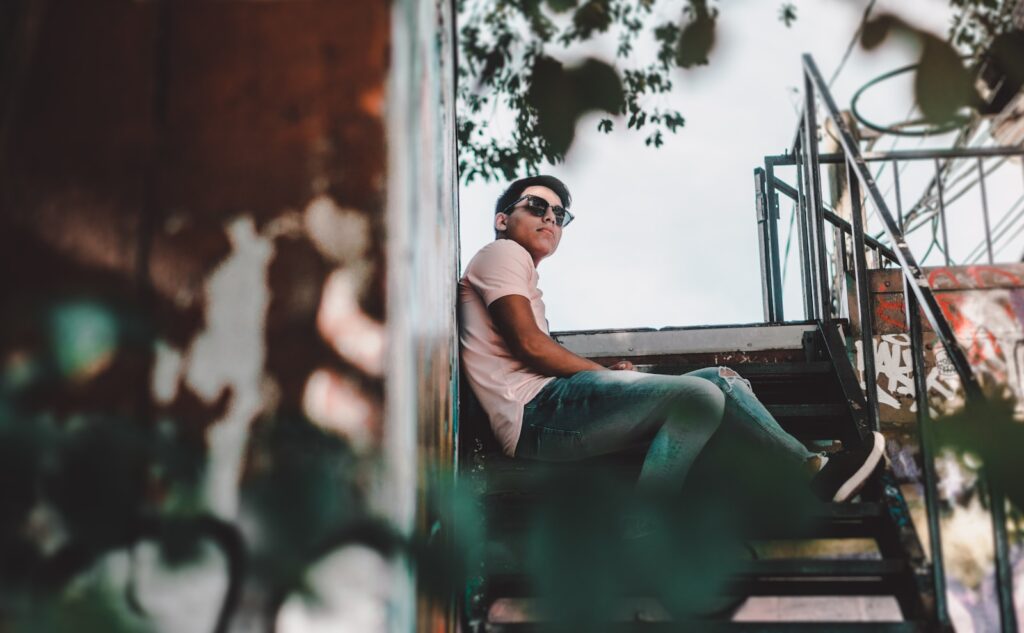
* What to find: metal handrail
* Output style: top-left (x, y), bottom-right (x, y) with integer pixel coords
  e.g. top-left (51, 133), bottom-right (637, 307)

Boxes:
top-left (792, 53), bottom-right (1018, 632)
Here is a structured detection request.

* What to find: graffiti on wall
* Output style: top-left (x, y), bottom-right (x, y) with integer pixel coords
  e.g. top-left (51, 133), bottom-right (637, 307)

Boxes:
top-left (854, 334), bottom-right (962, 417)
top-left (856, 264), bottom-right (1024, 421)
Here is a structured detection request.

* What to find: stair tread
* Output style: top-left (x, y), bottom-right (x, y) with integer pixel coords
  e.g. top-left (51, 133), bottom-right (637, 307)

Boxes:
top-left (482, 555), bottom-right (906, 577)
top-left (766, 403), bottom-right (847, 416)
top-left (483, 623), bottom-right (925, 632)
top-left (640, 361), bottom-right (834, 375)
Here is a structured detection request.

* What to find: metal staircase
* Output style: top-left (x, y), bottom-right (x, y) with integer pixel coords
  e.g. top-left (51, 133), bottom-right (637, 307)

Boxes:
top-left (455, 54), bottom-right (1022, 631)
top-left (459, 322), bottom-right (941, 631)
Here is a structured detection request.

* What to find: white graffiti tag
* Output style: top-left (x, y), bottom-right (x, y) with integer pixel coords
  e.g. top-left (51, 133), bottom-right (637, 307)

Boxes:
top-left (854, 334), bottom-right (961, 415)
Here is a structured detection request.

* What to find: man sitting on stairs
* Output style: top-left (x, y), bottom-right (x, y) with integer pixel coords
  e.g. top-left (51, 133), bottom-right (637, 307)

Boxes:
top-left (457, 174), bottom-right (885, 511)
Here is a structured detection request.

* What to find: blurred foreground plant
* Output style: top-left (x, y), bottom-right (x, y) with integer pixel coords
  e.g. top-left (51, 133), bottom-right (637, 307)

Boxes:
top-left (458, 0), bottom-right (1024, 184)
top-left (0, 299), bottom-right (408, 632)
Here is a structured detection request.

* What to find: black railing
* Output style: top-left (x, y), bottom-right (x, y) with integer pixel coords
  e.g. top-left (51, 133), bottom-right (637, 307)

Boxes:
top-left (755, 54), bottom-right (1023, 631)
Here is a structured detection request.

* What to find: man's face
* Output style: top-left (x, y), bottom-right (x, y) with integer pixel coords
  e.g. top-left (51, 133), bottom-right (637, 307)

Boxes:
top-left (495, 185), bottom-right (564, 265)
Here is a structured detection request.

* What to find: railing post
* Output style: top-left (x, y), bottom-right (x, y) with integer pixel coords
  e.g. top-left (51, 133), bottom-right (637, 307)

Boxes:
top-left (755, 167), bottom-right (776, 322)
top-left (904, 276), bottom-right (949, 627)
top-left (802, 70), bottom-right (833, 323)
top-left (765, 162), bottom-right (785, 322)
top-left (989, 476), bottom-right (1019, 632)
top-left (795, 140), bottom-right (816, 321)
top-left (847, 162), bottom-right (880, 433)
top-left (977, 157), bottom-right (995, 264)
top-left (934, 159), bottom-right (952, 266)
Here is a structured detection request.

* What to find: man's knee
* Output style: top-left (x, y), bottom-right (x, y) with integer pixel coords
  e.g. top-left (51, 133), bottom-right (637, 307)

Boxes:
top-left (668, 376), bottom-right (725, 425)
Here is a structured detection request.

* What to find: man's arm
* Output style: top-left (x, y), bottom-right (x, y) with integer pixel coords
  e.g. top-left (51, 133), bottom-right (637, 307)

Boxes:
top-left (488, 294), bottom-right (608, 376)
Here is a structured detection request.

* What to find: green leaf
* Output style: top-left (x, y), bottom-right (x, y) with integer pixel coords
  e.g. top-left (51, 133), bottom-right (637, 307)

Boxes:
top-left (527, 56), bottom-right (574, 157)
top-left (860, 14), bottom-right (899, 50)
top-left (527, 56), bottom-right (623, 157)
top-left (545, 0), bottom-right (578, 12)
top-left (933, 397), bottom-right (1024, 509)
top-left (572, 0), bottom-right (612, 38)
top-left (675, 14), bottom-right (715, 68)
top-left (988, 31), bottom-right (1024, 90)
top-left (778, 3), bottom-right (797, 28)
top-left (50, 302), bottom-right (119, 381)
top-left (571, 58), bottom-right (625, 113)
top-left (914, 35), bottom-right (974, 124)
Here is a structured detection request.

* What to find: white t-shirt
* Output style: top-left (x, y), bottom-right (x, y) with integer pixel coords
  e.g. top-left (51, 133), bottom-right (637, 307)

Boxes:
top-left (458, 239), bottom-right (555, 456)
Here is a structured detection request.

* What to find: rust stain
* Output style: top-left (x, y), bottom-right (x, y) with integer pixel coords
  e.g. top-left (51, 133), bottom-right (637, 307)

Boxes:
top-left (360, 85), bottom-right (384, 117)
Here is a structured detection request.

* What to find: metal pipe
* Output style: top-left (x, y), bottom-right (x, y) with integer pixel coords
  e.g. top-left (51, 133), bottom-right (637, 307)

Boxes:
top-left (803, 70), bottom-right (833, 322)
top-left (977, 157), bottom-right (995, 264)
top-left (798, 131), bottom-right (819, 320)
top-left (773, 176), bottom-right (799, 201)
top-left (988, 477), bottom-right (1019, 633)
top-left (755, 168), bottom-right (775, 322)
top-left (934, 159), bottom-right (951, 266)
top-left (847, 162), bottom-right (880, 433)
top-left (795, 139), bottom-right (815, 321)
top-left (766, 163), bottom-right (785, 321)
top-left (892, 161), bottom-right (903, 231)
top-left (822, 211), bottom-right (899, 264)
top-left (903, 278), bottom-right (949, 628)
top-left (766, 146), bottom-right (1024, 166)
top-left (774, 176), bottom-right (903, 267)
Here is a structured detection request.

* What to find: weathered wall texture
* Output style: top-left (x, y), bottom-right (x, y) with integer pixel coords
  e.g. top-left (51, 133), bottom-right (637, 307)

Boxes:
top-left (849, 271), bottom-right (1024, 633)
top-left (1, 0), bottom-right (458, 630)
top-left (384, 0), bottom-right (460, 630)
top-left (3, 0), bottom-right (390, 509)
top-left (852, 264), bottom-right (1024, 427)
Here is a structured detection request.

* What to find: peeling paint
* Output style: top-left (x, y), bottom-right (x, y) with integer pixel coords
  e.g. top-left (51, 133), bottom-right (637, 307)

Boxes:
top-left (317, 269), bottom-right (385, 377)
top-left (301, 368), bottom-right (377, 452)
top-left (304, 195), bottom-right (371, 265)
top-left (184, 216), bottom-right (273, 518)
top-left (151, 340), bottom-right (183, 405)
top-left (854, 335), bottom-right (963, 415)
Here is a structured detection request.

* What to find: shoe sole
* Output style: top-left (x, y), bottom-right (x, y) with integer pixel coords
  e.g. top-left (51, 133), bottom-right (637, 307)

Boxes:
top-left (833, 431), bottom-right (885, 502)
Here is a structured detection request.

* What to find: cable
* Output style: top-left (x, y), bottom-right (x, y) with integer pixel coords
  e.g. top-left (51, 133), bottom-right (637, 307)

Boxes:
top-left (828, 0), bottom-right (878, 88)
top-left (967, 194), bottom-right (1024, 263)
top-left (781, 200), bottom-right (798, 286)
top-left (990, 211), bottom-right (1024, 261)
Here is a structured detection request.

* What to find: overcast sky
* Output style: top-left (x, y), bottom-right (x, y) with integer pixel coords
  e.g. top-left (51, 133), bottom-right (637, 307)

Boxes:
top-left (458, 0), bottom-right (975, 331)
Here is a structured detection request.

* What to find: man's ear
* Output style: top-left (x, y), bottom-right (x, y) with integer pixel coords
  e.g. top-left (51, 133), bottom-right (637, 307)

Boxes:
top-left (494, 213), bottom-right (507, 232)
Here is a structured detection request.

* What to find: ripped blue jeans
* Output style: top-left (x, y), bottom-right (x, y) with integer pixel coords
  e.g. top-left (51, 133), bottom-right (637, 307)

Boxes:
top-left (515, 367), bottom-right (816, 492)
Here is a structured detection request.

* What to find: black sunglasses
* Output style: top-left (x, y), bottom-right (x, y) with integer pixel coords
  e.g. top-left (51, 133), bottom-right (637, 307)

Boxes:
top-left (500, 195), bottom-right (575, 228)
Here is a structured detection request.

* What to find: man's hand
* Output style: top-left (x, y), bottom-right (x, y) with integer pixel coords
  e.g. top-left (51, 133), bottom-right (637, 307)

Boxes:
top-left (607, 360), bottom-right (636, 371)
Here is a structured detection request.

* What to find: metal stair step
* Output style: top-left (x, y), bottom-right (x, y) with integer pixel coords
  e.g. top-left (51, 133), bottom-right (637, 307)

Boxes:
top-left (482, 622), bottom-right (925, 632)
top-left (481, 554), bottom-right (906, 580)
top-left (639, 361), bottom-right (835, 377)
top-left (480, 498), bottom-right (885, 539)
top-left (766, 403), bottom-right (848, 418)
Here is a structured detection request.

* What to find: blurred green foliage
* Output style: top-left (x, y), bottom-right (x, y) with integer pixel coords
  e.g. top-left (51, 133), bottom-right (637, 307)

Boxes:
top-left (933, 397), bottom-right (1024, 512)
top-left (0, 299), bottom-right (400, 631)
top-left (458, 0), bottom-right (1024, 184)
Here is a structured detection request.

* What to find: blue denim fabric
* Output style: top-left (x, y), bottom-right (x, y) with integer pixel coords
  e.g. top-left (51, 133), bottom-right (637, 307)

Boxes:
top-left (516, 367), bottom-right (814, 492)
top-left (684, 366), bottom-right (815, 464)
